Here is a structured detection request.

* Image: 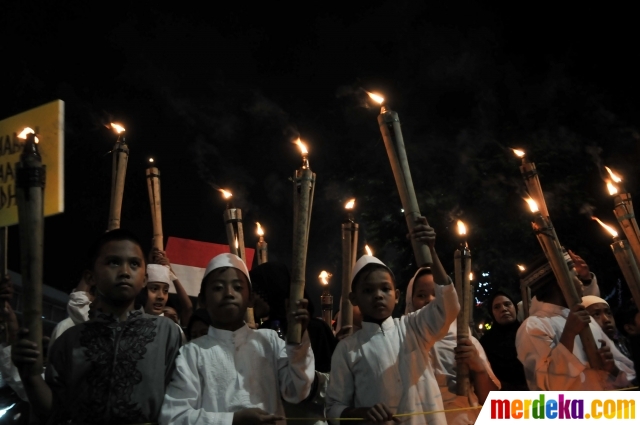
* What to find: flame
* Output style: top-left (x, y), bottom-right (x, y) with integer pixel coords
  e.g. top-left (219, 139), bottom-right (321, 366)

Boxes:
top-left (607, 182), bottom-right (619, 196)
top-left (365, 245), bottom-right (373, 256)
top-left (605, 166), bottom-right (622, 183)
top-left (512, 148), bottom-right (526, 158)
top-left (457, 220), bottom-right (467, 236)
top-left (256, 222), bottom-right (264, 236)
top-left (517, 264), bottom-right (526, 272)
top-left (319, 270), bottom-right (332, 285)
top-left (235, 236), bottom-right (239, 249)
top-left (149, 158), bottom-right (154, 163)
top-left (525, 197), bottom-right (539, 213)
top-left (345, 198), bottom-right (355, 210)
top-left (366, 91), bottom-right (384, 104)
top-left (110, 123), bottom-right (126, 134)
top-left (219, 189), bottom-right (233, 199)
top-left (478, 324), bottom-right (484, 330)
top-left (295, 138), bottom-right (308, 155)
top-left (17, 127), bottom-right (39, 143)
top-left (592, 217), bottom-right (618, 238)
top-left (469, 272), bottom-right (474, 281)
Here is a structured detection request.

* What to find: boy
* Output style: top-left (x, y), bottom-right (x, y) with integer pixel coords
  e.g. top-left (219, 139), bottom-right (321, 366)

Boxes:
top-left (583, 295), bottom-right (632, 359)
top-left (516, 253), bottom-right (634, 390)
top-left (160, 253), bottom-right (315, 425)
top-left (325, 220), bottom-right (459, 425)
top-left (11, 229), bottom-right (182, 424)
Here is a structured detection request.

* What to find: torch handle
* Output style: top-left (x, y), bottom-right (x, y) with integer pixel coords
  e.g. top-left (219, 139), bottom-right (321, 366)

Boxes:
top-left (520, 161), bottom-right (550, 219)
top-left (340, 223), bottom-right (358, 331)
top-left (257, 240), bottom-right (268, 265)
top-left (16, 156), bottom-right (45, 377)
top-left (223, 209), bottom-right (242, 257)
top-left (288, 168), bottom-right (315, 344)
top-left (533, 214), bottom-right (603, 369)
top-left (0, 226), bottom-right (7, 278)
top-left (520, 283), bottom-right (531, 320)
top-left (321, 293), bottom-right (333, 327)
top-left (611, 239), bottom-right (640, 311)
top-left (378, 111), bottom-right (432, 267)
top-left (108, 144), bottom-right (129, 231)
top-left (454, 250), bottom-right (470, 396)
top-left (146, 167), bottom-right (163, 251)
top-left (236, 221), bottom-right (247, 262)
top-left (613, 195), bottom-right (640, 266)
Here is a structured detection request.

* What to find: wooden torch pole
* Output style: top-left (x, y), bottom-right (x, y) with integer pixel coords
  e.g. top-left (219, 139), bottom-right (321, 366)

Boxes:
top-left (288, 141), bottom-right (315, 344)
top-left (340, 200), bottom-right (358, 333)
top-left (108, 127), bottom-right (128, 231)
top-left (146, 160), bottom-right (163, 251)
top-left (611, 238), bottom-right (640, 309)
top-left (15, 131), bottom-right (45, 377)
top-left (454, 248), bottom-right (471, 396)
top-left (377, 105), bottom-right (432, 267)
top-left (612, 192), bottom-right (640, 264)
top-left (256, 223), bottom-right (268, 265)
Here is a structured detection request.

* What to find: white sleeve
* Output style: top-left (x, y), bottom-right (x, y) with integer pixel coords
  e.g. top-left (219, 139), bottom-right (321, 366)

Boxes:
top-left (408, 281), bottom-right (460, 344)
top-left (277, 331), bottom-right (315, 403)
top-left (0, 344), bottom-right (28, 401)
top-left (516, 317), bottom-right (587, 390)
top-left (67, 291), bottom-right (91, 324)
top-left (159, 346), bottom-right (233, 425)
top-left (325, 342), bottom-right (353, 424)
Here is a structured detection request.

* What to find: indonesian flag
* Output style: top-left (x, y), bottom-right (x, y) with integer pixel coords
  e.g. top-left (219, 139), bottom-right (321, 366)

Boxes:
top-left (165, 236), bottom-right (255, 297)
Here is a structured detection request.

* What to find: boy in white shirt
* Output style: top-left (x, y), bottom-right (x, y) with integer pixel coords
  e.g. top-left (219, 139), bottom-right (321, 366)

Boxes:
top-left (160, 253), bottom-right (315, 425)
top-left (325, 220), bottom-right (459, 425)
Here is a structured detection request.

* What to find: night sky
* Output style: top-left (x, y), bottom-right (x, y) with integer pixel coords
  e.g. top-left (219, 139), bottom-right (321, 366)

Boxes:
top-left (2, 2), bottom-right (640, 316)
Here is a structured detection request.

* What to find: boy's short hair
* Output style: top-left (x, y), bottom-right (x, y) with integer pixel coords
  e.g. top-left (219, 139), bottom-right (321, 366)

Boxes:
top-left (352, 263), bottom-right (396, 292)
top-left (615, 300), bottom-right (639, 336)
top-left (86, 229), bottom-right (146, 270)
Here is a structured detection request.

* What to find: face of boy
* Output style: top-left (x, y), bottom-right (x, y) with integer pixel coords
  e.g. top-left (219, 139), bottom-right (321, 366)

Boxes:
top-left (145, 282), bottom-right (169, 315)
top-left (89, 240), bottom-right (146, 306)
top-left (412, 274), bottom-right (435, 311)
top-left (586, 302), bottom-right (616, 339)
top-left (350, 269), bottom-right (399, 322)
top-left (202, 268), bottom-right (252, 329)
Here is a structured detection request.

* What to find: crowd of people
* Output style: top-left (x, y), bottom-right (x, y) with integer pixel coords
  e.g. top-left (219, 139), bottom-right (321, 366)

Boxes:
top-left (0, 217), bottom-right (639, 425)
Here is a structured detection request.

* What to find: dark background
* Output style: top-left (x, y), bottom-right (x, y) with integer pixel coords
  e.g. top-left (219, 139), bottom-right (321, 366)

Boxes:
top-left (2, 1), bottom-right (639, 321)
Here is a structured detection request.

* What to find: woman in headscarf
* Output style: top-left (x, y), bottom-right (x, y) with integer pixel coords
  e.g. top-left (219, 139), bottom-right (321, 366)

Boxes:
top-left (479, 290), bottom-right (528, 390)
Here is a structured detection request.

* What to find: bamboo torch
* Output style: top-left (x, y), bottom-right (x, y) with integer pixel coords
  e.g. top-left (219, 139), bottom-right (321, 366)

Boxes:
top-left (368, 92), bottom-right (432, 267)
top-left (256, 222), bottom-right (268, 265)
top-left (0, 227), bottom-right (7, 278)
top-left (15, 128), bottom-right (45, 376)
top-left (340, 198), bottom-right (358, 333)
top-left (320, 271), bottom-right (333, 327)
top-left (220, 189), bottom-right (253, 327)
top-left (604, 167), bottom-right (640, 266)
top-left (288, 138), bottom-right (316, 344)
top-left (592, 217), bottom-right (640, 309)
top-left (518, 264), bottom-right (531, 319)
top-left (454, 220), bottom-right (471, 396)
top-left (525, 198), bottom-right (602, 369)
top-left (146, 158), bottom-right (163, 250)
top-left (107, 123), bottom-right (128, 231)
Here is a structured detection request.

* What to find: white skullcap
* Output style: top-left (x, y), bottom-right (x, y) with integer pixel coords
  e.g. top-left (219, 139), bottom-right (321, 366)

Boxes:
top-left (147, 264), bottom-right (172, 286)
top-left (350, 255), bottom-right (393, 285)
top-left (203, 253), bottom-right (251, 286)
top-left (404, 267), bottom-right (431, 314)
top-left (582, 295), bottom-right (608, 309)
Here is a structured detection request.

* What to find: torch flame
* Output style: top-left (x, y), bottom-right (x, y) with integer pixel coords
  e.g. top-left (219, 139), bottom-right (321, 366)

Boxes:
top-left (525, 197), bottom-right (539, 213)
top-left (219, 189), bottom-right (233, 199)
top-left (512, 148), bottom-right (525, 158)
top-left (457, 220), bottom-right (467, 236)
top-left (469, 272), bottom-right (474, 281)
top-left (605, 166), bottom-right (622, 183)
top-left (345, 198), bottom-right (355, 210)
top-left (295, 138), bottom-right (308, 155)
top-left (365, 245), bottom-right (373, 256)
top-left (517, 264), bottom-right (526, 272)
top-left (235, 236), bottom-right (239, 249)
top-left (110, 123), bottom-right (126, 134)
top-left (607, 182), bottom-right (619, 196)
top-left (366, 91), bottom-right (385, 105)
top-left (256, 222), bottom-right (264, 236)
top-left (592, 217), bottom-right (618, 238)
top-left (149, 158), bottom-right (154, 163)
top-left (17, 127), bottom-right (39, 143)
top-left (319, 270), bottom-right (332, 285)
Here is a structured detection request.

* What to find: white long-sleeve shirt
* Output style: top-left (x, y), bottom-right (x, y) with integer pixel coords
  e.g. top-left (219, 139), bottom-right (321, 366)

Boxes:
top-left (160, 324), bottom-right (315, 425)
top-left (429, 320), bottom-right (500, 425)
top-left (325, 283), bottom-right (459, 425)
top-left (516, 297), bottom-right (635, 390)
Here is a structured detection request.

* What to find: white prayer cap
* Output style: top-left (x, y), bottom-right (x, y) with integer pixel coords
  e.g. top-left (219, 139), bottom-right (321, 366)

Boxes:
top-left (350, 255), bottom-right (393, 285)
top-left (147, 264), bottom-right (172, 286)
top-left (582, 295), bottom-right (608, 308)
top-left (203, 253), bottom-right (251, 286)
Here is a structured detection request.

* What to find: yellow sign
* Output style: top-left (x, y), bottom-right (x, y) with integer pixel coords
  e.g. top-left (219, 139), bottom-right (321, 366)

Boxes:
top-left (0, 100), bottom-right (64, 227)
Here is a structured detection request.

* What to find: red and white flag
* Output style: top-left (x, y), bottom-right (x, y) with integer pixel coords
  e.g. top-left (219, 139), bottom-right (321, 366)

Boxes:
top-left (165, 236), bottom-right (255, 297)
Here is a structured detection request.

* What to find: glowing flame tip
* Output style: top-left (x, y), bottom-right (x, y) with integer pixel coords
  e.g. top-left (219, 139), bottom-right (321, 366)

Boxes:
top-left (517, 264), bottom-right (526, 272)
top-left (17, 127), bottom-right (39, 143)
top-left (148, 158), bottom-right (154, 163)
top-left (469, 272), bottom-right (474, 281)
top-left (295, 138), bottom-right (308, 155)
top-left (456, 220), bottom-right (467, 236)
top-left (607, 182), bottom-right (619, 196)
top-left (512, 148), bottom-right (526, 158)
top-left (345, 198), bottom-right (355, 210)
top-left (525, 197), bottom-right (539, 213)
top-left (605, 166), bottom-right (622, 183)
top-left (219, 189), bottom-right (233, 199)
top-left (592, 217), bottom-right (618, 238)
top-left (366, 91), bottom-right (385, 104)
top-left (365, 245), bottom-right (373, 256)
top-left (256, 222), bottom-right (264, 236)
top-left (110, 123), bottom-right (126, 134)
top-left (319, 270), bottom-right (332, 285)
